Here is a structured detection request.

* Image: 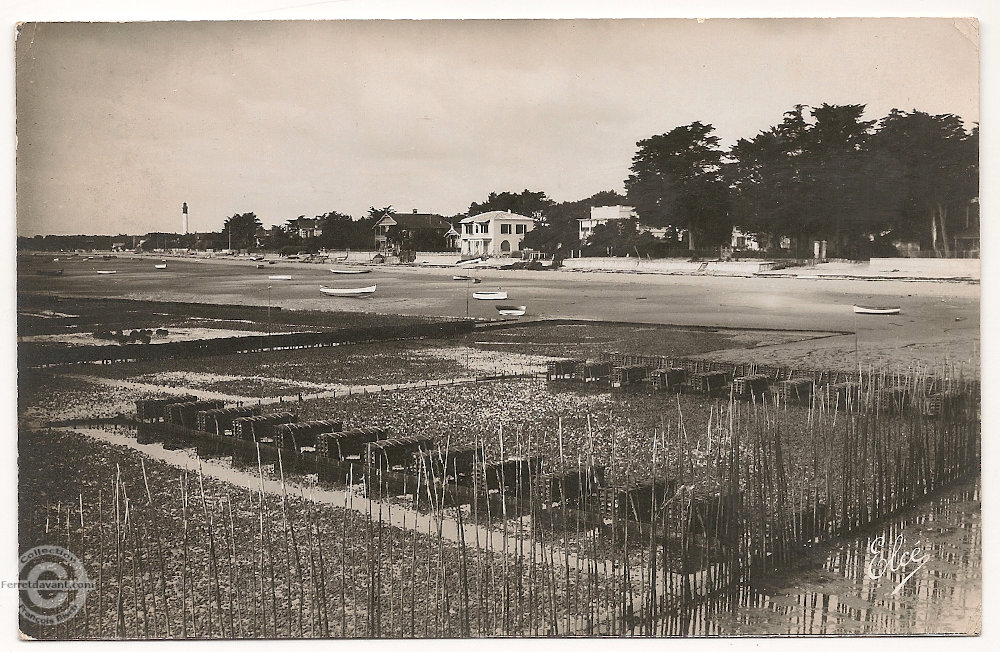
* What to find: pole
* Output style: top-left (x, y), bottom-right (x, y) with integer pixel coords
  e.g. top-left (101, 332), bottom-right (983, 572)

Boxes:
top-left (267, 285), bottom-right (272, 336)
top-left (466, 280), bottom-right (470, 319)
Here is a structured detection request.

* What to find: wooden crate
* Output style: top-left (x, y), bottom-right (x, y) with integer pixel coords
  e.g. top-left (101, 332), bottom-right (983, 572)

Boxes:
top-left (823, 382), bottom-right (860, 407)
top-left (733, 374), bottom-right (769, 399)
top-left (575, 361), bottom-right (612, 383)
top-left (650, 368), bottom-right (687, 391)
top-left (611, 365), bottom-right (651, 388)
top-left (688, 370), bottom-right (728, 394)
top-left (546, 359), bottom-right (584, 381)
top-left (780, 378), bottom-right (813, 405)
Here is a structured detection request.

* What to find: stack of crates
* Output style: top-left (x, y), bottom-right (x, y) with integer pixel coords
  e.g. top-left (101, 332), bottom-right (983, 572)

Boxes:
top-left (196, 406), bottom-right (261, 434)
top-left (366, 436), bottom-right (435, 471)
top-left (274, 420), bottom-right (343, 451)
top-left (165, 400), bottom-right (225, 428)
top-left (575, 361), bottom-right (612, 383)
top-left (316, 427), bottom-right (388, 459)
top-left (482, 455), bottom-right (542, 494)
top-left (689, 370), bottom-right (728, 395)
top-left (599, 478), bottom-right (677, 523)
top-left (650, 367), bottom-right (687, 392)
top-left (611, 365), bottom-right (651, 388)
top-left (779, 378), bottom-right (813, 405)
top-left (233, 412), bottom-right (297, 441)
top-left (823, 382), bottom-right (861, 407)
top-left (877, 386), bottom-right (909, 413)
top-left (733, 374), bottom-right (769, 400)
top-left (547, 359), bottom-right (584, 381)
top-left (921, 391), bottom-right (957, 418)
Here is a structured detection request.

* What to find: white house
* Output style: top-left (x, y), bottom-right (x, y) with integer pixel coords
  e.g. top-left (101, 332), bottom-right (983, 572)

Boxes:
top-left (731, 226), bottom-right (761, 251)
top-left (459, 210), bottom-right (534, 257)
top-left (578, 205), bottom-right (637, 243)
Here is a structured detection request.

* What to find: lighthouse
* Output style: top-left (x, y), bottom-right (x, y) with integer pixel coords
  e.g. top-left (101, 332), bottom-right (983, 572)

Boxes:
top-left (182, 202), bottom-right (189, 235)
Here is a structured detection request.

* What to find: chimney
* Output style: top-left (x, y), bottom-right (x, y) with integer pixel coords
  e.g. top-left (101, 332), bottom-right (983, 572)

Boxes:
top-left (182, 202), bottom-right (189, 235)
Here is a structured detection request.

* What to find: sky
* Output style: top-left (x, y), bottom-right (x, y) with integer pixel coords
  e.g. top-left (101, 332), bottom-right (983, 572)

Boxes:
top-left (15, 17), bottom-right (980, 236)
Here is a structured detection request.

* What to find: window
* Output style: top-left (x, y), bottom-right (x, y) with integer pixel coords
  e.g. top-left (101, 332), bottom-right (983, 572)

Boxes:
top-left (480, 222), bottom-right (489, 234)
top-left (464, 224), bottom-right (473, 234)
top-left (515, 224), bottom-right (527, 234)
top-left (500, 223), bottom-right (512, 235)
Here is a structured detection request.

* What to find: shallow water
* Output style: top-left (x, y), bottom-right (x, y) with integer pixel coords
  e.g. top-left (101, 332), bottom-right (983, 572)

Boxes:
top-left (677, 475), bottom-right (981, 636)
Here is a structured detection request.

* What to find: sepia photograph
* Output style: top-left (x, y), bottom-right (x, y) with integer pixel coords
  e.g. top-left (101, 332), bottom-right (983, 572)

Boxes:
top-left (8, 3), bottom-right (987, 641)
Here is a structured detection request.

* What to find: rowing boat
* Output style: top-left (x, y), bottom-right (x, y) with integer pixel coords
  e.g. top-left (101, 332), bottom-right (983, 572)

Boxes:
top-left (320, 284), bottom-right (376, 297)
top-left (453, 275), bottom-right (482, 283)
top-left (853, 305), bottom-right (900, 315)
top-left (268, 275), bottom-right (292, 281)
top-left (473, 290), bottom-right (507, 300)
top-left (329, 268), bottom-right (371, 274)
top-left (154, 264), bottom-right (167, 269)
top-left (96, 270), bottom-right (117, 275)
top-left (456, 258), bottom-right (483, 267)
top-left (496, 305), bottom-right (526, 316)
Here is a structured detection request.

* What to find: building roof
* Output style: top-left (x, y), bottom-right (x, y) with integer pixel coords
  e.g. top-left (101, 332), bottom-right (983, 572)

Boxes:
top-left (460, 210), bottom-right (535, 224)
top-left (374, 212), bottom-right (452, 230)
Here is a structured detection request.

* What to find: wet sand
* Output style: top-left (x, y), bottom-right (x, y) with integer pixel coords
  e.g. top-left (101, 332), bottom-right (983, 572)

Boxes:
top-left (20, 255), bottom-right (980, 372)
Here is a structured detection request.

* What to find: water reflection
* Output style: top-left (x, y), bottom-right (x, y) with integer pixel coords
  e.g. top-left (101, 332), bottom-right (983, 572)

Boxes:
top-left (667, 476), bottom-right (981, 635)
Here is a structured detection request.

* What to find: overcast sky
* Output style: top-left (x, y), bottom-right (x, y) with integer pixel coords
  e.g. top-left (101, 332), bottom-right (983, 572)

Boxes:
top-left (15, 18), bottom-right (979, 236)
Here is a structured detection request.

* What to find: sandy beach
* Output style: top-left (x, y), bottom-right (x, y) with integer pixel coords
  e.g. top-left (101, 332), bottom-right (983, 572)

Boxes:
top-left (20, 254), bottom-right (980, 372)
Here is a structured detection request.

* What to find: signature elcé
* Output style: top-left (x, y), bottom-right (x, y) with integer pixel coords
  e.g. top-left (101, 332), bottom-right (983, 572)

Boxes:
top-left (865, 533), bottom-right (931, 595)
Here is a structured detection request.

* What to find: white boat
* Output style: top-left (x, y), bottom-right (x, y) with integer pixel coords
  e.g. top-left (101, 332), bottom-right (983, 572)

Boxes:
top-left (496, 305), bottom-right (526, 317)
top-left (96, 270), bottom-right (117, 275)
top-left (320, 284), bottom-right (376, 297)
top-left (329, 268), bottom-right (371, 274)
top-left (853, 305), bottom-right (901, 315)
top-left (453, 275), bottom-right (482, 283)
top-left (268, 275), bottom-right (292, 281)
top-left (473, 290), bottom-right (507, 301)
top-left (154, 264), bottom-right (167, 269)
top-left (456, 258), bottom-right (483, 267)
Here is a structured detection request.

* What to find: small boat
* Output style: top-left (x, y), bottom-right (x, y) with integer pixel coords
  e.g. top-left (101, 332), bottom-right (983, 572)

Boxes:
top-left (154, 264), bottom-right (167, 269)
top-left (268, 275), bottom-right (292, 281)
top-left (473, 290), bottom-right (507, 301)
top-left (320, 284), bottom-right (376, 297)
top-left (453, 275), bottom-right (482, 283)
top-left (496, 305), bottom-right (526, 317)
top-left (853, 305), bottom-right (901, 315)
top-left (456, 258), bottom-right (483, 267)
top-left (329, 268), bottom-right (371, 274)
top-left (256, 264), bottom-right (266, 269)
top-left (52, 258), bottom-right (59, 262)
top-left (96, 270), bottom-right (117, 275)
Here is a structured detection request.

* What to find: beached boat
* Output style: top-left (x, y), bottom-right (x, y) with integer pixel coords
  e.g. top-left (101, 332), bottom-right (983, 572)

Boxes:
top-left (453, 275), bottom-right (482, 283)
top-left (320, 284), bottom-right (376, 297)
top-left (473, 290), bottom-right (507, 301)
top-left (154, 264), bottom-right (167, 269)
top-left (96, 270), bottom-right (117, 275)
top-left (496, 305), bottom-right (526, 317)
top-left (456, 258), bottom-right (483, 267)
top-left (268, 275), bottom-right (292, 281)
top-left (853, 305), bottom-right (900, 315)
top-left (329, 268), bottom-right (370, 274)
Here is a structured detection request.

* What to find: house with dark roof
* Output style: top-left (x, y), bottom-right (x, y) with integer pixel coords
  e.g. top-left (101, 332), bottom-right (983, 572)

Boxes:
top-left (373, 209), bottom-right (455, 251)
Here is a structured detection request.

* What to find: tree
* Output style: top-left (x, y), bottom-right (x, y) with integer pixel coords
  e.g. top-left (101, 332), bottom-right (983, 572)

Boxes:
top-left (222, 212), bottom-right (262, 250)
top-left (468, 190), bottom-right (553, 217)
top-left (520, 190), bottom-right (626, 256)
top-left (870, 110), bottom-right (978, 255)
top-left (626, 122), bottom-right (731, 250)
